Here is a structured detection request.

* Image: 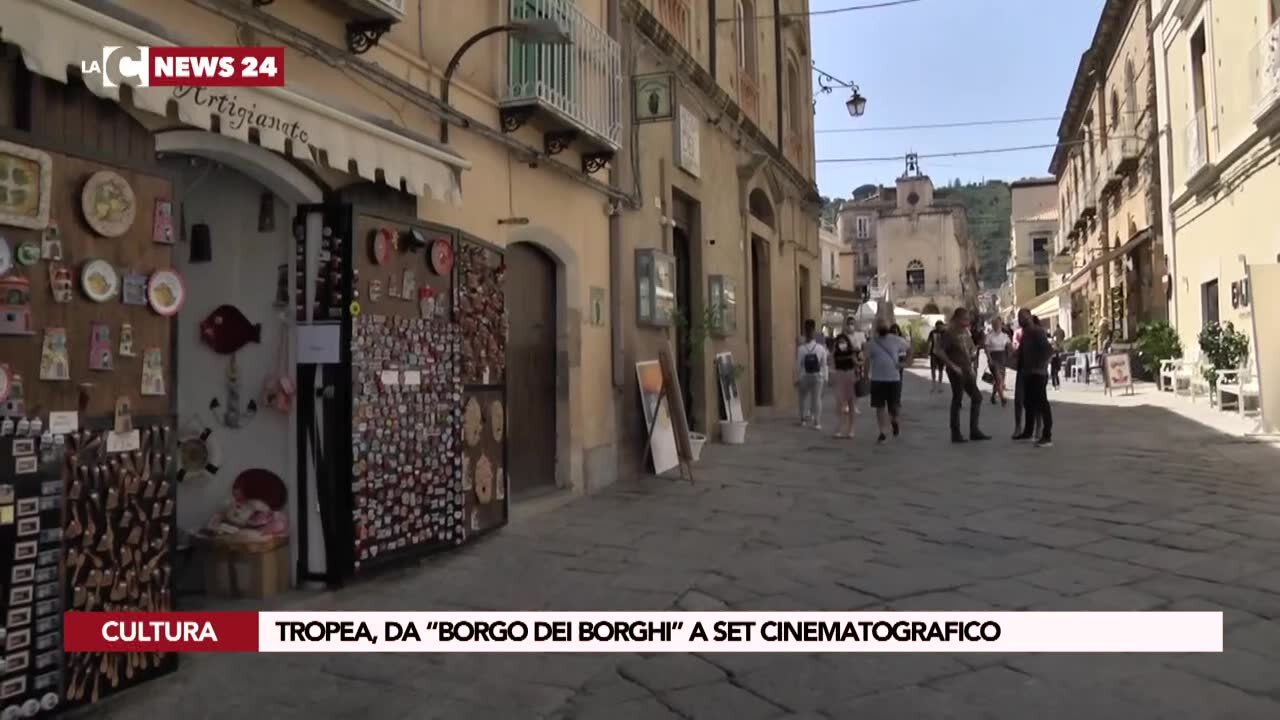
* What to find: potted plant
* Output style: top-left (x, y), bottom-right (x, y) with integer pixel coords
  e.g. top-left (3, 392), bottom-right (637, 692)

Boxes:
top-left (1197, 321), bottom-right (1250, 392)
top-left (1134, 321), bottom-right (1182, 381)
top-left (674, 304), bottom-right (719, 459)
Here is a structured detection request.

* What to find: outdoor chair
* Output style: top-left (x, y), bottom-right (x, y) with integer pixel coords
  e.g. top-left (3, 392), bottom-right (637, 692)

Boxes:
top-left (1189, 361), bottom-right (1212, 403)
top-left (1173, 355), bottom-right (1198, 397)
top-left (1216, 362), bottom-right (1261, 416)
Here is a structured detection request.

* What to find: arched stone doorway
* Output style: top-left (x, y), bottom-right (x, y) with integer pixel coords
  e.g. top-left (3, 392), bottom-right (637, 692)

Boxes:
top-left (506, 243), bottom-right (559, 498)
top-left (156, 130), bottom-right (326, 584)
top-left (501, 226), bottom-right (583, 497)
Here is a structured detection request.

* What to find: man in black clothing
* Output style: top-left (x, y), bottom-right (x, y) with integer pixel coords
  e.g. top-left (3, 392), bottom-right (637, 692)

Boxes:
top-left (1013, 308), bottom-right (1054, 447)
top-left (937, 308), bottom-right (991, 443)
top-left (926, 321), bottom-right (946, 393)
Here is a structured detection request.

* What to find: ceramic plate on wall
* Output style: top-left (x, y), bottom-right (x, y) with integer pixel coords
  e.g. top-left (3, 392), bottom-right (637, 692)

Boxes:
top-left (147, 269), bottom-right (185, 316)
top-left (430, 238), bottom-right (454, 275)
top-left (81, 170), bottom-right (136, 238)
top-left (0, 236), bottom-right (10, 275)
top-left (79, 259), bottom-right (119, 302)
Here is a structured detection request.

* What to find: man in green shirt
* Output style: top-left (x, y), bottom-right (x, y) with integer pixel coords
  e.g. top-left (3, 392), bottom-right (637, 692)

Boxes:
top-left (936, 308), bottom-right (991, 443)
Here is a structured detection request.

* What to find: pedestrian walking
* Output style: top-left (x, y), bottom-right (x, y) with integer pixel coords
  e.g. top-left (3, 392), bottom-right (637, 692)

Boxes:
top-left (1013, 308), bottom-right (1054, 447)
top-left (985, 316), bottom-right (1011, 406)
top-left (926, 321), bottom-right (946, 393)
top-left (889, 324), bottom-right (907, 384)
top-left (865, 321), bottom-right (910, 444)
top-left (938, 308), bottom-right (991, 444)
top-left (830, 317), bottom-right (864, 439)
top-left (1050, 328), bottom-right (1064, 389)
top-left (1010, 321), bottom-right (1028, 438)
top-left (795, 319), bottom-right (829, 430)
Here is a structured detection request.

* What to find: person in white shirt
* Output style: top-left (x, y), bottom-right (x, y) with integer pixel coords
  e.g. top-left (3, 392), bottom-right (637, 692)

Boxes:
top-left (984, 316), bottom-right (1011, 406)
top-left (794, 319), bottom-right (830, 430)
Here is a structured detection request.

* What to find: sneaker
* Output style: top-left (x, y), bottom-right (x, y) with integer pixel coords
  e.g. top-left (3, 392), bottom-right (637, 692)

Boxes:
top-left (891, 421), bottom-right (900, 437)
top-left (813, 424), bottom-right (823, 432)
top-left (951, 434), bottom-right (968, 444)
top-left (970, 432), bottom-right (992, 441)
top-left (877, 433), bottom-right (887, 444)
top-left (1035, 438), bottom-right (1054, 448)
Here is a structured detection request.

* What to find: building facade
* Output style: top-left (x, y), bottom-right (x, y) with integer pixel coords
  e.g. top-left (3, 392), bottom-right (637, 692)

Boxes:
top-left (1152, 0), bottom-right (1280, 361)
top-left (850, 169), bottom-right (980, 316)
top-left (836, 184), bottom-right (881, 297)
top-left (613, 0), bottom-right (821, 462)
top-left (1051, 0), bottom-right (1167, 347)
top-left (1007, 178), bottom-right (1060, 312)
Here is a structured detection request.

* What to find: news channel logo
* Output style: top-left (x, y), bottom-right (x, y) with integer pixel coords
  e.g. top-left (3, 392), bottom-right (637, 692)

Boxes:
top-left (80, 46), bottom-right (150, 88)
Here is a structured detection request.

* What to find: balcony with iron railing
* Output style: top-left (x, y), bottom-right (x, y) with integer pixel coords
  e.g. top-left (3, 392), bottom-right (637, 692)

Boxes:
top-left (1102, 121), bottom-right (1141, 192)
top-left (1252, 16), bottom-right (1280, 123)
top-left (502, 0), bottom-right (623, 168)
top-left (654, 0), bottom-right (693, 52)
top-left (1080, 170), bottom-right (1098, 216)
top-left (1183, 107), bottom-right (1210, 186)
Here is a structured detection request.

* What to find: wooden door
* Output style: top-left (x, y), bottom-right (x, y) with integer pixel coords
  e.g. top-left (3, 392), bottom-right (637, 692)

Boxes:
top-left (505, 243), bottom-right (557, 496)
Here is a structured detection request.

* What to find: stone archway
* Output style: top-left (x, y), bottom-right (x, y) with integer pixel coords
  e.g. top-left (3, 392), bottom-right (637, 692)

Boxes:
top-left (155, 130), bottom-right (324, 204)
top-left (504, 226), bottom-right (583, 495)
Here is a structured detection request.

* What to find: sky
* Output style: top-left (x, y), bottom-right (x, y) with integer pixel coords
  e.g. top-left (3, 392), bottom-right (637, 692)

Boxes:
top-left (811, 0), bottom-right (1107, 198)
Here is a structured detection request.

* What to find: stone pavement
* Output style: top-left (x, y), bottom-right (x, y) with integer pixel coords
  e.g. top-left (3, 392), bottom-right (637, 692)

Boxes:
top-left (95, 374), bottom-right (1280, 719)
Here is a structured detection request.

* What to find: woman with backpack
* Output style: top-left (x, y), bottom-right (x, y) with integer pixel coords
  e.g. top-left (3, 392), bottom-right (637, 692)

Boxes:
top-left (795, 319), bottom-right (830, 430)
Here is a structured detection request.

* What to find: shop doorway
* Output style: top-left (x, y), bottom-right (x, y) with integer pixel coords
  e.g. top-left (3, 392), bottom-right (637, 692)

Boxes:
top-left (673, 225), bottom-right (695, 428)
top-left (752, 234), bottom-right (774, 406)
top-left (506, 242), bottom-right (558, 497)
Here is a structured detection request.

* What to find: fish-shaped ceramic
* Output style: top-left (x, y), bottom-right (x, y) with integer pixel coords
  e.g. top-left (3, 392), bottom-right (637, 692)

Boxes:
top-left (199, 305), bottom-right (262, 355)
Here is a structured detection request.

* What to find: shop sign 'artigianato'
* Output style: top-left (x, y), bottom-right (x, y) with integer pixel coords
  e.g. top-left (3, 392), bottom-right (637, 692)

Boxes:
top-left (172, 87), bottom-right (310, 144)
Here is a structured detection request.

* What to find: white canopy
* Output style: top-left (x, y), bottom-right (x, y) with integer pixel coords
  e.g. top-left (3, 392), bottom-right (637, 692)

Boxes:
top-left (854, 301), bottom-right (922, 323)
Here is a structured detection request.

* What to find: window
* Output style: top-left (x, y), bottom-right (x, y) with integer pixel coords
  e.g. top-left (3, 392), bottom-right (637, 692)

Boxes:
top-left (855, 215), bottom-right (871, 239)
top-left (1110, 90), bottom-right (1120, 130)
top-left (1035, 276), bottom-right (1051, 296)
top-left (786, 57), bottom-right (799, 131)
top-left (1124, 59), bottom-right (1137, 122)
top-left (1201, 279), bottom-right (1219, 326)
top-left (1190, 23), bottom-right (1208, 114)
top-left (1085, 125), bottom-right (1094, 174)
top-left (1032, 237), bottom-right (1050, 266)
top-left (906, 260), bottom-right (925, 290)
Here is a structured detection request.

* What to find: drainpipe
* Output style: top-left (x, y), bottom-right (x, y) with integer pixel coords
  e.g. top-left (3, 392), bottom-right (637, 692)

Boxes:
top-left (773, 0), bottom-right (784, 150)
top-left (707, 0), bottom-right (716, 78)
top-left (609, 0), bottom-right (624, 388)
top-left (1152, 9), bottom-right (1178, 339)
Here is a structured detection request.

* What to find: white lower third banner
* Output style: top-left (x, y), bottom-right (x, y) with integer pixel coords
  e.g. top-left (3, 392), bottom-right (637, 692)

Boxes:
top-left (242, 612), bottom-right (1223, 653)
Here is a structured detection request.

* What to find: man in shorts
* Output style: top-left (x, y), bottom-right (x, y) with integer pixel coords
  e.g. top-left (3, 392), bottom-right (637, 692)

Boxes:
top-left (865, 321), bottom-right (910, 444)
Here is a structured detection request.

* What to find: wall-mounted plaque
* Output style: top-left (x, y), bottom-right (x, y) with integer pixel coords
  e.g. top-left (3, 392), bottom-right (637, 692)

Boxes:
top-left (708, 275), bottom-right (737, 337)
top-left (674, 104), bottom-right (701, 178)
top-left (636, 249), bottom-right (676, 328)
top-left (634, 73), bottom-right (674, 123)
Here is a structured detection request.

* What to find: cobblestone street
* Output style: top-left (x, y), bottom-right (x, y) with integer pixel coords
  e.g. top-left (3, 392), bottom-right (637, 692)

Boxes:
top-left (102, 374), bottom-right (1280, 719)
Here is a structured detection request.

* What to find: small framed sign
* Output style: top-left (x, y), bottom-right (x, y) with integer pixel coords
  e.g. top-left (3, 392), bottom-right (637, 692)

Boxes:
top-left (634, 73), bottom-right (674, 123)
top-left (1103, 352), bottom-right (1135, 396)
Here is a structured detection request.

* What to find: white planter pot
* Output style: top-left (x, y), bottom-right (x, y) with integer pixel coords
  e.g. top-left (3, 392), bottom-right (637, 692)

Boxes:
top-left (720, 420), bottom-right (748, 445)
top-left (688, 432), bottom-right (707, 462)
